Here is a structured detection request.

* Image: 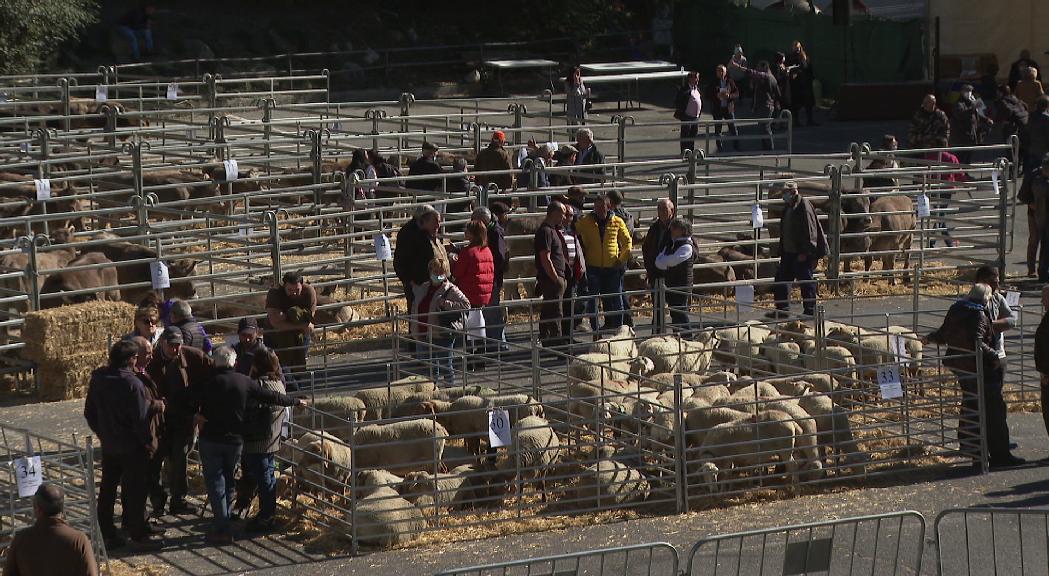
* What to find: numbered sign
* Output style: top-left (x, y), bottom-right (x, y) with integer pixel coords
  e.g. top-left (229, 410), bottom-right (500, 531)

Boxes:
top-left (150, 261), bottom-right (170, 290)
top-left (488, 409), bottom-right (511, 448)
top-left (916, 194), bottom-right (931, 218)
top-left (751, 204), bottom-right (764, 229)
top-left (280, 407), bottom-right (292, 440)
top-left (877, 364), bottom-right (904, 400)
top-left (1005, 291), bottom-right (1020, 308)
top-left (374, 233), bottom-right (392, 261)
top-left (166, 83), bottom-right (179, 100)
top-left (95, 85), bottom-right (108, 102)
top-left (14, 456), bottom-right (43, 498)
top-left (735, 284), bottom-right (754, 306)
top-left (33, 179), bottom-right (51, 201)
top-left (222, 159), bottom-right (239, 182)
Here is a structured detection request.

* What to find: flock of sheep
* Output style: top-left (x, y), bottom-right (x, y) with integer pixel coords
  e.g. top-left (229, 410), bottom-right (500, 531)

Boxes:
top-left (266, 315), bottom-right (927, 549)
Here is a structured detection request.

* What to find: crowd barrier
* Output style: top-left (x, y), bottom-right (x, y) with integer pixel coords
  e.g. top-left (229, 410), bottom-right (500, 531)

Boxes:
top-left (934, 507), bottom-right (1049, 576)
top-left (434, 542), bottom-right (680, 576)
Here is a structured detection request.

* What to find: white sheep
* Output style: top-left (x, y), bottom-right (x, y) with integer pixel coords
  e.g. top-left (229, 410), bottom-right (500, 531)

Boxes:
top-left (493, 416), bottom-right (563, 503)
top-left (798, 344), bottom-right (856, 390)
top-left (572, 459), bottom-right (650, 506)
top-left (416, 394), bottom-right (543, 456)
top-left (796, 392), bottom-right (866, 471)
top-left (349, 486), bottom-right (427, 548)
top-left (639, 335), bottom-right (713, 375)
top-left (760, 398), bottom-right (824, 479)
top-left (588, 325), bottom-right (640, 358)
top-left (294, 432), bottom-right (354, 495)
top-left (355, 376), bottom-right (437, 420)
top-left (715, 322), bottom-right (771, 374)
top-left (399, 464), bottom-right (475, 512)
top-left (684, 398), bottom-right (751, 448)
top-left (568, 352), bottom-right (655, 384)
top-left (352, 418), bottom-right (448, 475)
top-left (293, 395), bottom-right (367, 437)
top-left (646, 372), bottom-right (706, 392)
top-left (761, 337), bottom-right (804, 375)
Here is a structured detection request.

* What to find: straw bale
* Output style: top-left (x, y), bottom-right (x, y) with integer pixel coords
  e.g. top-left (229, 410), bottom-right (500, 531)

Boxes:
top-left (22, 301), bottom-right (135, 361)
top-left (36, 350), bottom-right (108, 401)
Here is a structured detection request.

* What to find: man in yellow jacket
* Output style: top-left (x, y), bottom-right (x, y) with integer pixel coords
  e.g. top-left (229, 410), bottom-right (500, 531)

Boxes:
top-left (576, 194), bottom-right (632, 331)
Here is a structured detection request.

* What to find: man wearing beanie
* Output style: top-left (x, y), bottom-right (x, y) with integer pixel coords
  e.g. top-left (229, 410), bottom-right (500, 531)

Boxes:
top-left (473, 131), bottom-right (513, 193)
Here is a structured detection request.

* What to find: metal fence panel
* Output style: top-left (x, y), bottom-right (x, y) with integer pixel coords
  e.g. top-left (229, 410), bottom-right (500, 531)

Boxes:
top-left (935, 507), bottom-right (1049, 576)
top-left (434, 542), bottom-right (679, 576)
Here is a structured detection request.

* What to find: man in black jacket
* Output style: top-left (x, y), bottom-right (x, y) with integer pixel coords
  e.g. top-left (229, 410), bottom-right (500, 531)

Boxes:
top-left (408, 141), bottom-right (443, 192)
top-left (394, 204), bottom-right (448, 310)
top-left (673, 71), bottom-right (702, 155)
top-left (84, 341), bottom-right (164, 550)
top-left (169, 299), bottom-right (212, 353)
top-left (191, 346), bottom-right (304, 544)
top-left (768, 182), bottom-right (826, 318)
top-left (572, 128), bottom-right (605, 184)
top-left (643, 198), bottom-right (675, 289)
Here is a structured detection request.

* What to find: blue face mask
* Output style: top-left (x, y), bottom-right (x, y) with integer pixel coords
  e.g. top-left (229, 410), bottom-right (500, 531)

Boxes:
top-left (430, 274), bottom-right (446, 284)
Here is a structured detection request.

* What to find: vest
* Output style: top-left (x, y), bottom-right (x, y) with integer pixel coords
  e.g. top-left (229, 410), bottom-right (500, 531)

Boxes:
top-left (663, 237), bottom-right (695, 289)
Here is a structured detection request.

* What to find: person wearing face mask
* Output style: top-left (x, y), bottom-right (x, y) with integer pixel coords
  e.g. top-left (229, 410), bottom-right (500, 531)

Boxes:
top-left (908, 94), bottom-right (949, 148)
top-left (768, 181), bottom-right (827, 319)
top-left (950, 84), bottom-right (993, 164)
top-left (410, 259), bottom-right (470, 385)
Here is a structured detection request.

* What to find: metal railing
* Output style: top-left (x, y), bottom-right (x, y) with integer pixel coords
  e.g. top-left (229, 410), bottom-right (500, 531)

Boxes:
top-left (934, 507), bottom-right (1049, 576)
top-left (434, 542), bottom-right (680, 576)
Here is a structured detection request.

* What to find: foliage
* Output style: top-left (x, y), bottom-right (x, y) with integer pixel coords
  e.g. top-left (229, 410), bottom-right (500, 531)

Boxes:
top-left (0, 0), bottom-right (98, 75)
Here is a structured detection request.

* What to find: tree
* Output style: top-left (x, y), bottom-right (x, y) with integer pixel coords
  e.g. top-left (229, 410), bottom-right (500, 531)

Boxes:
top-left (0, 0), bottom-right (98, 75)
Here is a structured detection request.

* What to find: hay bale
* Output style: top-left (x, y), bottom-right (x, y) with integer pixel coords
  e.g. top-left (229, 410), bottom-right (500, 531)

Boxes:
top-left (22, 301), bottom-right (135, 361)
top-left (36, 351), bottom-right (108, 401)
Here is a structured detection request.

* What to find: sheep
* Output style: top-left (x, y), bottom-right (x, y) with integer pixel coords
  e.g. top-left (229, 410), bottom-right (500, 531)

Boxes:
top-left (796, 392), bottom-right (866, 471)
top-left (721, 380), bottom-right (782, 409)
top-left (352, 419), bottom-right (448, 475)
top-left (293, 395), bottom-right (367, 437)
top-left (766, 377), bottom-right (811, 398)
top-left (683, 398), bottom-right (751, 447)
top-left (417, 394), bottom-right (543, 456)
top-left (493, 416), bottom-right (562, 503)
top-left (886, 326), bottom-right (924, 377)
top-left (355, 376), bottom-right (437, 420)
top-left (294, 432), bottom-right (354, 495)
top-left (399, 464), bottom-right (475, 512)
top-left (589, 325), bottom-right (639, 358)
top-left (693, 409), bottom-right (822, 493)
top-left (646, 372), bottom-right (706, 391)
top-left (760, 399), bottom-right (824, 480)
top-left (715, 322), bottom-right (771, 374)
top-left (702, 371), bottom-right (738, 386)
top-left (691, 382), bottom-right (732, 405)
top-left (798, 344), bottom-right (856, 389)
top-left (761, 337), bottom-right (804, 375)
top-left (350, 486), bottom-right (428, 548)
top-left (572, 459), bottom-right (650, 506)
top-left (568, 352), bottom-right (655, 384)
top-left (356, 469), bottom-right (405, 496)
top-left (769, 320), bottom-right (815, 346)
top-left (639, 335), bottom-right (713, 375)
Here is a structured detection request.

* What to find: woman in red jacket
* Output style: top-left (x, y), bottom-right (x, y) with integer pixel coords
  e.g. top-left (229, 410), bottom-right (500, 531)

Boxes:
top-left (452, 220), bottom-right (495, 364)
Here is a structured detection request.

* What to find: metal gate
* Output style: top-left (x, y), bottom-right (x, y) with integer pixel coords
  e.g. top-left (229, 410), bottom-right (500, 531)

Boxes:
top-left (935, 507), bottom-right (1049, 576)
top-left (434, 542), bottom-right (680, 576)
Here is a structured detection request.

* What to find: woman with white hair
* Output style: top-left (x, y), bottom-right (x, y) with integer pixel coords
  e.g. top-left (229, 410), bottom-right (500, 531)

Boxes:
top-left (926, 282), bottom-right (1023, 469)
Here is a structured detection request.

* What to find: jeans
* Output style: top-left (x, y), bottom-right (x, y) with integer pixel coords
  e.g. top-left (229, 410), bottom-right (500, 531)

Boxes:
top-left (711, 107), bottom-right (739, 151)
top-left (98, 448), bottom-right (149, 540)
top-left (116, 26), bottom-right (153, 60)
top-left (242, 452), bottom-right (277, 522)
top-left (772, 254), bottom-right (817, 314)
top-left (587, 267), bottom-right (625, 330)
top-left (416, 335), bottom-right (456, 385)
top-left (199, 439), bottom-right (243, 534)
top-left (680, 117), bottom-right (699, 155)
top-left (756, 106), bottom-right (775, 150)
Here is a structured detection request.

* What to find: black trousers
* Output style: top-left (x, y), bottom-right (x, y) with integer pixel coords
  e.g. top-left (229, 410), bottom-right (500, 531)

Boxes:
top-left (680, 117), bottom-right (699, 155)
top-left (165, 426), bottom-right (193, 505)
top-left (958, 363), bottom-right (1011, 462)
top-left (147, 440), bottom-right (166, 513)
top-left (98, 448), bottom-right (150, 540)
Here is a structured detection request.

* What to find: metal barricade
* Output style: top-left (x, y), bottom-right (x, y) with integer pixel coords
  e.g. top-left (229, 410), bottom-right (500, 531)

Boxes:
top-left (934, 507), bottom-right (1049, 576)
top-left (434, 542), bottom-right (680, 576)
top-left (685, 511), bottom-right (926, 576)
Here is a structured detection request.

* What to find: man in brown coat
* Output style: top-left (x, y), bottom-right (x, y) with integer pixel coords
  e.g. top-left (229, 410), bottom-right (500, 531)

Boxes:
top-left (131, 336), bottom-right (167, 519)
top-left (146, 326), bottom-right (212, 515)
top-left (3, 483), bottom-right (98, 576)
top-left (768, 181), bottom-right (826, 318)
top-left (473, 131), bottom-right (513, 193)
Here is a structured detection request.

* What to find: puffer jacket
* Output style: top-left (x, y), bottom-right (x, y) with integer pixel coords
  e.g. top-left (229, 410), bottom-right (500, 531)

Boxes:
top-left (927, 299), bottom-right (999, 375)
top-left (576, 212), bottom-right (632, 269)
top-left (409, 281), bottom-right (471, 338)
top-left (452, 245), bottom-right (495, 306)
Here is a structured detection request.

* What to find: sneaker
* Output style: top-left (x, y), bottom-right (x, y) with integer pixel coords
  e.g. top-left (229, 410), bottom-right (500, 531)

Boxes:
top-left (205, 531), bottom-right (234, 545)
top-left (168, 501), bottom-right (198, 516)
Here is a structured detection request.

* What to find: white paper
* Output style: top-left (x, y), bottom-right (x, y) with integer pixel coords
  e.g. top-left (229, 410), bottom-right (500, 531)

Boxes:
top-left (374, 233), bottom-right (392, 261)
top-left (891, 334), bottom-right (907, 361)
top-left (280, 407), bottom-right (291, 440)
top-left (991, 171), bottom-right (1000, 196)
top-left (488, 409), bottom-right (511, 448)
top-left (223, 159), bottom-right (239, 182)
top-left (150, 261), bottom-right (170, 289)
top-left (14, 456), bottom-right (43, 498)
top-left (1005, 291), bottom-right (1020, 308)
top-left (95, 85), bottom-right (108, 102)
top-left (916, 194), bottom-right (931, 218)
top-left (877, 364), bottom-right (904, 399)
top-left (465, 308), bottom-right (486, 341)
top-left (33, 179), bottom-right (50, 201)
top-left (751, 204), bottom-right (764, 229)
top-left (19, 142), bottom-right (30, 153)
top-left (166, 83), bottom-right (178, 100)
top-left (0, 93), bottom-right (7, 103)
top-left (735, 284), bottom-right (754, 306)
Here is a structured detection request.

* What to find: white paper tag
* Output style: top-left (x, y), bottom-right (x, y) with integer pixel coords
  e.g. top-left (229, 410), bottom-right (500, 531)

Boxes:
top-left (891, 335), bottom-right (907, 361)
top-left (916, 194), bottom-right (931, 218)
top-left (223, 159), bottom-right (239, 182)
top-left (33, 179), bottom-right (51, 201)
top-left (185, 130), bottom-right (194, 141)
top-left (95, 85), bottom-right (108, 102)
top-left (374, 233), bottom-right (392, 261)
top-left (735, 284), bottom-right (754, 306)
top-left (329, 121), bottom-right (341, 131)
top-left (19, 142), bottom-right (30, 153)
top-left (0, 93), bottom-right (7, 103)
top-left (488, 409), bottom-right (511, 448)
top-left (991, 171), bottom-right (1000, 196)
top-left (751, 204), bottom-right (764, 229)
top-left (1005, 291), bottom-right (1020, 308)
top-left (238, 226), bottom-right (250, 239)
top-left (466, 308), bottom-right (486, 341)
top-left (877, 364), bottom-right (904, 399)
top-left (14, 456), bottom-right (43, 498)
top-left (150, 261), bottom-right (170, 289)
top-left (280, 407), bottom-right (291, 440)
top-left (166, 83), bottom-right (178, 100)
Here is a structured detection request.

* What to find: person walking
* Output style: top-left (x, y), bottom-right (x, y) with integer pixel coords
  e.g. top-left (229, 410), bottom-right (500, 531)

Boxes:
top-left (534, 202), bottom-right (572, 347)
top-left (786, 41), bottom-right (817, 126)
top-left (168, 299), bottom-right (212, 354)
top-left (394, 204), bottom-right (449, 311)
top-left (232, 317), bottom-right (268, 377)
top-left (673, 71), bottom-right (702, 155)
top-left (452, 220), bottom-right (495, 363)
top-left (926, 283), bottom-right (1024, 469)
top-left (3, 484), bottom-right (98, 576)
top-left (565, 65), bottom-right (591, 133)
top-left (236, 350), bottom-right (291, 534)
top-left (908, 94), bottom-right (950, 148)
top-left (146, 326), bottom-right (211, 516)
top-left (741, 61), bottom-right (781, 151)
top-left (709, 65), bottom-right (740, 152)
top-left (408, 141), bottom-right (444, 192)
top-left (768, 182), bottom-right (827, 318)
top-left (576, 194), bottom-right (632, 331)
top-left (84, 341), bottom-right (163, 550)
top-left (1035, 285), bottom-right (1049, 441)
top-left (264, 272), bottom-right (316, 375)
top-left (473, 131), bottom-right (514, 192)
top-left (654, 218), bottom-right (696, 331)
top-left (410, 259), bottom-right (470, 384)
